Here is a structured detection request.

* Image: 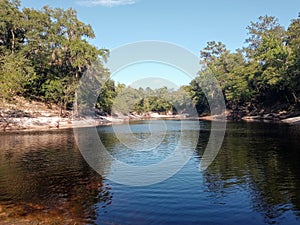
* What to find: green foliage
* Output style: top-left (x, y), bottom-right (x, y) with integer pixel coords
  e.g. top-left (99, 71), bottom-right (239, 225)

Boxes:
top-left (0, 0), bottom-right (109, 115)
top-left (96, 80), bottom-right (116, 115)
top-left (286, 14), bottom-right (300, 102)
top-left (0, 53), bottom-right (35, 99)
top-left (112, 86), bottom-right (142, 114)
top-left (110, 85), bottom-right (194, 116)
top-left (0, 0), bottom-right (299, 118)
top-left (188, 13), bottom-right (300, 115)
top-left (135, 96), bottom-right (173, 114)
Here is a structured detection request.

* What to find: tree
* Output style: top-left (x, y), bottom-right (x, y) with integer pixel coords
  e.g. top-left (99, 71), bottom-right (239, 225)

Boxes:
top-left (286, 13), bottom-right (300, 103)
top-left (0, 0), bottom-right (34, 100)
top-left (196, 42), bottom-right (251, 112)
top-left (170, 86), bottom-right (195, 115)
top-left (112, 86), bottom-right (142, 115)
top-left (0, 0), bottom-right (26, 54)
top-left (185, 79), bottom-right (209, 115)
top-left (188, 14), bottom-right (300, 118)
top-left (96, 79), bottom-right (116, 115)
top-left (245, 15), bottom-right (284, 58)
top-left (0, 53), bottom-right (35, 99)
top-left (23, 6), bottom-right (108, 110)
top-left (245, 15), bottom-right (291, 103)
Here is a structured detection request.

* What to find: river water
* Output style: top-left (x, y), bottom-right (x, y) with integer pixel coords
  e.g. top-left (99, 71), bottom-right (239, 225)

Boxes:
top-left (0, 120), bottom-right (299, 224)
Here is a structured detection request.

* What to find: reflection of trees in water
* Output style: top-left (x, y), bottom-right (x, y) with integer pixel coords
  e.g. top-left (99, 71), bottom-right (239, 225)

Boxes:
top-left (196, 123), bottom-right (300, 223)
top-left (0, 130), bottom-right (113, 224)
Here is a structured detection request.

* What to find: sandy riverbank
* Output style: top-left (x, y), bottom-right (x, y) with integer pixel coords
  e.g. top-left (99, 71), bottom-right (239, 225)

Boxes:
top-left (0, 116), bottom-right (111, 132)
top-left (0, 113), bottom-right (193, 132)
top-left (1, 98), bottom-right (300, 132)
top-left (1, 113), bottom-right (300, 133)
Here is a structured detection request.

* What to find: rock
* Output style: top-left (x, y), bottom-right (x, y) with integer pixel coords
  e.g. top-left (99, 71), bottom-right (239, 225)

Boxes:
top-left (279, 115), bottom-right (288, 119)
top-left (242, 115), bottom-right (261, 121)
top-left (281, 116), bottom-right (300, 125)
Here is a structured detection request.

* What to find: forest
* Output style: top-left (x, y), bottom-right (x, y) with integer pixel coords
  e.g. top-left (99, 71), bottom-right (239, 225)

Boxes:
top-left (0, 0), bottom-right (299, 120)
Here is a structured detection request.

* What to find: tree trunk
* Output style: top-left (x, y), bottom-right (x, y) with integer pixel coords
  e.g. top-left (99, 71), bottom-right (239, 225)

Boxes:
top-left (74, 91), bottom-right (78, 117)
top-left (0, 112), bottom-right (10, 132)
top-left (59, 101), bottom-right (63, 117)
top-left (73, 71), bottom-right (80, 117)
top-left (11, 28), bottom-right (15, 54)
top-left (292, 92), bottom-right (298, 103)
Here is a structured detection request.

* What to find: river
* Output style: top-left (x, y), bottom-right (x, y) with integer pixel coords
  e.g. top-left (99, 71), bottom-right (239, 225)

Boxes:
top-left (0, 120), bottom-right (299, 224)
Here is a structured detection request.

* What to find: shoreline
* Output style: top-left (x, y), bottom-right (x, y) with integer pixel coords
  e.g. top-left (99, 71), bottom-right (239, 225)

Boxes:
top-left (1, 97), bottom-right (299, 132)
top-left (0, 114), bottom-right (194, 133)
top-left (1, 113), bottom-right (300, 133)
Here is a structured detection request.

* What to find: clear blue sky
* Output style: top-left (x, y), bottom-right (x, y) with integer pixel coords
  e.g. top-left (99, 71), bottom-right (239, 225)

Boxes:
top-left (21, 0), bottom-right (300, 87)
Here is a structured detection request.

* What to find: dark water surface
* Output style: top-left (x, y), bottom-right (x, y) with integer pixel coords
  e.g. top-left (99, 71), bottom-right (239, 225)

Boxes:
top-left (0, 120), bottom-right (300, 224)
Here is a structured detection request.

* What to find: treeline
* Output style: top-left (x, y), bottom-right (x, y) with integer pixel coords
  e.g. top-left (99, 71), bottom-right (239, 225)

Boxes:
top-left (116, 14), bottom-right (300, 118)
top-left (1, 0), bottom-right (299, 119)
top-left (110, 85), bottom-right (195, 116)
top-left (0, 0), bottom-right (109, 115)
top-left (186, 14), bottom-right (300, 118)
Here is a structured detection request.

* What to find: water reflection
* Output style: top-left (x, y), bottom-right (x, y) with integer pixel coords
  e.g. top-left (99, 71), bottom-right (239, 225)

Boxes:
top-left (0, 121), bottom-right (300, 224)
top-left (92, 120), bottom-right (199, 186)
top-left (198, 122), bottom-right (300, 224)
top-left (0, 130), bottom-right (112, 224)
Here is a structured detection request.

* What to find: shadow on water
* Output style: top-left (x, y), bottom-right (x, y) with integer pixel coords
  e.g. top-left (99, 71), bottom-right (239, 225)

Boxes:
top-left (196, 121), bottom-right (300, 224)
top-left (0, 121), bottom-right (300, 224)
top-left (0, 129), bottom-right (112, 224)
